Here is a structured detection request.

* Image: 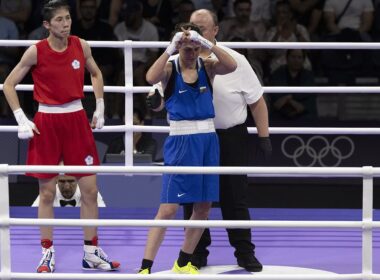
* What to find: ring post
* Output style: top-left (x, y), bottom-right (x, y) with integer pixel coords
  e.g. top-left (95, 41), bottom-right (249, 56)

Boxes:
top-left (0, 164), bottom-right (10, 280)
top-left (124, 40), bottom-right (134, 169)
top-left (361, 166), bottom-right (373, 279)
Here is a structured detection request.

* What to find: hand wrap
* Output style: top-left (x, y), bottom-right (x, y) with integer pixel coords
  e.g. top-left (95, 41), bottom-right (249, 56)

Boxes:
top-left (13, 108), bottom-right (36, 139)
top-left (92, 98), bottom-right (105, 129)
top-left (166, 32), bottom-right (183, 55)
top-left (188, 30), bottom-right (214, 49)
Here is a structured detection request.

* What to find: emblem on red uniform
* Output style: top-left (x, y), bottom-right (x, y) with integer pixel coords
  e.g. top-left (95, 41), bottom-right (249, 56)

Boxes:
top-left (72, 59), bottom-right (80, 70)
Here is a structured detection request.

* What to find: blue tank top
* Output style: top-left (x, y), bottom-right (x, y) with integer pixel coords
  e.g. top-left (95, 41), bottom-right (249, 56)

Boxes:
top-left (165, 57), bottom-right (215, 121)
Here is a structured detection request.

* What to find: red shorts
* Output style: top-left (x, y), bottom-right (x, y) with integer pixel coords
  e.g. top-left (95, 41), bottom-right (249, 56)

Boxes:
top-left (26, 109), bottom-right (100, 179)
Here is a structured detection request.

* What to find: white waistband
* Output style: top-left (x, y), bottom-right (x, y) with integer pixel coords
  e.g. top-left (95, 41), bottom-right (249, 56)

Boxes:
top-left (169, 119), bottom-right (215, 136)
top-left (38, 100), bottom-right (83, 113)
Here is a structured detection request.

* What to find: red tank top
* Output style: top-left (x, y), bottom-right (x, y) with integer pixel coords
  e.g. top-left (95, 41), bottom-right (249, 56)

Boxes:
top-left (32, 36), bottom-right (85, 104)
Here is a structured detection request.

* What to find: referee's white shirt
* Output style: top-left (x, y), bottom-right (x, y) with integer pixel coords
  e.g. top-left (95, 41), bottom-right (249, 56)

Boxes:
top-left (211, 45), bottom-right (264, 129)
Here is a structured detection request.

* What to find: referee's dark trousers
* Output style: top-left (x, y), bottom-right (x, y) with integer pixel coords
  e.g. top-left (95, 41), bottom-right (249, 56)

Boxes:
top-left (183, 122), bottom-right (255, 258)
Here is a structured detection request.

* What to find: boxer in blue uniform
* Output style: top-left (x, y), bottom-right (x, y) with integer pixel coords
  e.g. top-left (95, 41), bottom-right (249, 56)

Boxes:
top-left (162, 56), bottom-right (219, 204)
top-left (138, 23), bottom-right (237, 275)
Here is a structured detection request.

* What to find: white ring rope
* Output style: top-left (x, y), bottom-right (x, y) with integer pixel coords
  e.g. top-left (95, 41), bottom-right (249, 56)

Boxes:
top-left (5, 273), bottom-right (371, 280)
top-left (3, 125), bottom-right (380, 135)
top-left (1, 164), bottom-right (378, 177)
top-left (2, 39), bottom-right (380, 49)
top-left (6, 218), bottom-right (377, 228)
top-left (4, 125), bottom-right (380, 135)
top-left (4, 272), bottom-right (368, 280)
top-left (2, 84), bottom-right (380, 94)
top-left (107, 126), bottom-right (380, 135)
top-left (0, 40), bottom-right (379, 280)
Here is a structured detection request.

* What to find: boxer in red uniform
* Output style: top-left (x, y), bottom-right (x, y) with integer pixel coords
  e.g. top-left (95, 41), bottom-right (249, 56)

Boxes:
top-left (3, 0), bottom-right (119, 273)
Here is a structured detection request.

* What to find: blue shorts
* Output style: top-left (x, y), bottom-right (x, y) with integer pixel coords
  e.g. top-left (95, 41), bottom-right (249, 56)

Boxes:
top-left (161, 132), bottom-right (219, 203)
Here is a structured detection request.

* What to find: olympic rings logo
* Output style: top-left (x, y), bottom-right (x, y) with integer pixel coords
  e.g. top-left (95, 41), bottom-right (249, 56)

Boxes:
top-left (281, 135), bottom-right (355, 167)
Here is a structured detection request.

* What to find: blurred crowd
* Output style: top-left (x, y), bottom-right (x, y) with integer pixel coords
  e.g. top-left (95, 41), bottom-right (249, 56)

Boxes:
top-left (1, 0), bottom-right (380, 123)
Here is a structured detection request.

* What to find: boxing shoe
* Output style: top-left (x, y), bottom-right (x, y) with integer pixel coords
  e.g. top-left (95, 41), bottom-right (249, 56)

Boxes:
top-left (172, 260), bottom-right (199, 274)
top-left (82, 245), bottom-right (120, 271)
top-left (37, 246), bottom-right (55, 273)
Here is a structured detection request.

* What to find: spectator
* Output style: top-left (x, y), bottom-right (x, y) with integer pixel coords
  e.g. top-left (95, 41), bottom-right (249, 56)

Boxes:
top-left (210, 0), bottom-right (228, 22)
top-left (265, 0), bottom-right (311, 74)
top-left (72, 0), bottom-right (118, 85)
top-left (219, 0), bottom-right (266, 42)
top-left (268, 49), bottom-right (317, 121)
top-left (114, 0), bottom-right (159, 81)
top-left (0, 16), bottom-right (19, 117)
top-left (173, 0), bottom-right (196, 25)
top-left (88, 0), bottom-right (116, 26)
top-left (28, 25), bottom-right (49, 40)
top-left (321, 0), bottom-right (373, 84)
top-left (192, 0), bottom-right (214, 10)
top-left (228, 36), bottom-right (264, 83)
top-left (142, 0), bottom-right (174, 40)
top-left (218, 0), bottom-right (266, 79)
top-left (32, 175), bottom-right (106, 207)
top-left (105, 0), bottom-right (126, 27)
top-left (114, 0), bottom-right (159, 117)
top-left (372, 0), bottom-right (380, 40)
top-left (226, 0), bottom-right (273, 28)
top-left (323, 0), bottom-right (374, 41)
top-left (288, 0), bottom-right (326, 41)
top-left (71, 0), bottom-right (119, 118)
top-left (0, 0), bottom-right (32, 38)
top-left (107, 108), bottom-right (157, 160)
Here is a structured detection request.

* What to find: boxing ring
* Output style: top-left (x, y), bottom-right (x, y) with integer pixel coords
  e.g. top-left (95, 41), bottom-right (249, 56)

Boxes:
top-left (0, 40), bottom-right (380, 279)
